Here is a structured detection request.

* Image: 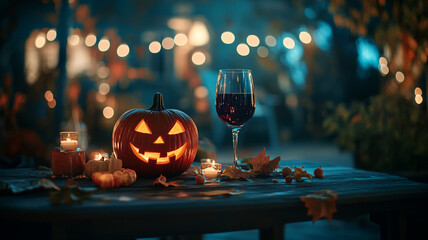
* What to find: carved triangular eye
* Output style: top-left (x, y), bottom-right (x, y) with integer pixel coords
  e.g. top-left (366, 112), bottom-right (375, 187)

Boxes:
top-left (168, 120), bottom-right (185, 135)
top-left (135, 119), bottom-right (152, 134)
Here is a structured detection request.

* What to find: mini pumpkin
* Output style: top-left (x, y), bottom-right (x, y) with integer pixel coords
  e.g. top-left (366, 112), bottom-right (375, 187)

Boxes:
top-left (112, 93), bottom-right (198, 177)
top-left (92, 168), bottom-right (137, 189)
top-left (84, 157), bottom-right (110, 178)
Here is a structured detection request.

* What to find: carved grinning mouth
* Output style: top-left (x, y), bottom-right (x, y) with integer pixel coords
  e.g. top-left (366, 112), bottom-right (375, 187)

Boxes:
top-left (130, 142), bottom-right (187, 164)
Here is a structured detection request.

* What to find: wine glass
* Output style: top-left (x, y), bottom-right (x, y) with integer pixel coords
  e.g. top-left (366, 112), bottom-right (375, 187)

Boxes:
top-left (215, 69), bottom-right (255, 168)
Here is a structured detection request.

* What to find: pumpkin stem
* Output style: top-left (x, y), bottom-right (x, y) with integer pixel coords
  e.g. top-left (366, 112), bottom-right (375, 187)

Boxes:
top-left (149, 92), bottom-right (166, 111)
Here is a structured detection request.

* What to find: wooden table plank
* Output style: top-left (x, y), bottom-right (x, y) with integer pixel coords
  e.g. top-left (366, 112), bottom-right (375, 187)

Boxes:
top-left (1, 160), bottom-right (427, 239)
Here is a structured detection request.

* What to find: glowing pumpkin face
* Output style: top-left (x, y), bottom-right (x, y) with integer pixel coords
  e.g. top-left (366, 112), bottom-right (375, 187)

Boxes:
top-left (113, 93), bottom-right (198, 177)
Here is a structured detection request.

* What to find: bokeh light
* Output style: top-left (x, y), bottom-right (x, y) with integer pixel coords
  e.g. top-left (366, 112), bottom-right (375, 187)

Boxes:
top-left (44, 90), bottom-right (54, 102)
top-left (174, 33), bottom-right (188, 46)
top-left (395, 71), bottom-right (405, 83)
top-left (221, 31), bottom-right (235, 44)
top-left (99, 83), bottom-right (110, 95)
top-left (103, 106), bottom-right (114, 119)
top-left (85, 34), bottom-right (97, 47)
top-left (194, 86), bottom-right (208, 98)
top-left (257, 46), bottom-right (268, 58)
top-left (414, 87), bottom-right (422, 96)
top-left (265, 35), bottom-right (277, 47)
top-left (415, 95), bottom-right (423, 104)
top-left (117, 44), bottom-right (130, 57)
top-left (98, 38), bottom-right (110, 52)
top-left (237, 43), bottom-right (250, 56)
top-left (379, 64), bottom-right (389, 76)
top-left (69, 34), bottom-right (80, 46)
top-left (283, 37), bottom-right (295, 49)
top-left (35, 33), bottom-right (46, 48)
top-left (97, 66), bottom-right (110, 79)
top-left (299, 31), bottom-right (312, 44)
top-left (162, 37), bottom-right (174, 50)
top-left (46, 29), bottom-right (57, 41)
top-left (191, 51), bottom-right (206, 65)
top-left (47, 99), bottom-right (56, 109)
top-left (246, 35), bottom-right (260, 47)
top-left (149, 41), bottom-right (161, 53)
top-left (379, 57), bottom-right (388, 66)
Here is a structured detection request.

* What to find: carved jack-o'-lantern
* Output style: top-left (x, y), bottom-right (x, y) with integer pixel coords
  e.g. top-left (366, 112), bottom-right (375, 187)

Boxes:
top-left (113, 93), bottom-right (198, 177)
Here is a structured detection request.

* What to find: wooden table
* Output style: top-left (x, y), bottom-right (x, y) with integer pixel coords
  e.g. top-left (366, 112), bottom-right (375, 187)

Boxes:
top-left (1, 160), bottom-right (427, 240)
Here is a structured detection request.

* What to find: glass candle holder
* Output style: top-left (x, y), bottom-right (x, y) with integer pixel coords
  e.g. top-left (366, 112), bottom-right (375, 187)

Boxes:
top-left (52, 132), bottom-right (85, 177)
top-left (60, 132), bottom-right (78, 151)
top-left (200, 159), bottom-right (222, 182)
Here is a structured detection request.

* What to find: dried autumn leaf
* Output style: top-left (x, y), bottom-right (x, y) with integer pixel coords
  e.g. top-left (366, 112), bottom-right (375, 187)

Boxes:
top-left (183, 165), bottom-right (200, 176)
top-left (294, 166), bottom-right (313, 181)
top-left (199, 189), bottom-right (244, 196)
top-left (0, 178), bottom-right (61, 194)
top-left (221, 166), bottom-right (254, 180)
top-left (250, 148), bottom-right (280, 176)
top-left (152, 174), bottom-right (185, 187)
top-left (300, 189), bottom-right (338, 223)
top-left (49, 181), bottom-right (94, 205)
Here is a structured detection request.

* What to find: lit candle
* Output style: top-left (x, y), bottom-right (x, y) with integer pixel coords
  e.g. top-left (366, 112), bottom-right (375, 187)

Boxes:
top-left (60, 138), bottom-right (78, 151)
top-left (202, 160), bottom-right (221, 179)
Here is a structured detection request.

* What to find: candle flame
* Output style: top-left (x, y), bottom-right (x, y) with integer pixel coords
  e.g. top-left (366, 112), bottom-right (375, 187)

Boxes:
top-left (66, 138), bottom-right (71, 141)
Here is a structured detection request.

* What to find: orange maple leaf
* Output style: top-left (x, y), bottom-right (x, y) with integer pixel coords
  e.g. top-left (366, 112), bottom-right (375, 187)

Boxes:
top-left (300, 189), bottom-right (338, 223)
top-left (250, 148), bottom-right (280, 176)
top-left (294, 166), bottom-right (313, 181)
top-left (152, 174), bottom-right (185, 187)
top-left (221, 166), bottom-right (254, 180)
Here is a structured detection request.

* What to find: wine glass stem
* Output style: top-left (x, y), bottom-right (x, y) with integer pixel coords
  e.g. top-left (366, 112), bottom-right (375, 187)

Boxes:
top-left (232, 128), bottom-right (240, 168)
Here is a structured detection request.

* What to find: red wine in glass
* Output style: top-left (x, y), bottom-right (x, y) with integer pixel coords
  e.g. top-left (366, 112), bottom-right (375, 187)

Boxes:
top-left (215, 69), bottom-right (255, 168)
top-left (216, 93), bottom-right (255, 127)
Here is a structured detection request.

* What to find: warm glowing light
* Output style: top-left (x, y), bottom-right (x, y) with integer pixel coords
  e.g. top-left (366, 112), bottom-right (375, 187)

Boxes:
top-left (85, 34), bottom-right (97, 47)
top-left (174, 33), bottom-right (188, 46)
top-left (194, 86), bottom-right (208, 98)
top-left (117, 44), bottom-right (130, 57)
top-left (44, 90), bottom-right (54, 102)
top-left (237, 43), bottom-right (250, 56)
top-left (149, 41), bottom-right (161, 53)
top-left (246, 35), bottom-right (260, 47)
top-left (46, 29), bottom-right (57, 41)
top-left (135, 120), bottom-right (151, 134)
top-left (167, 18), bottom-right (192, 32)
top-left (188, 21), bottom-right (210, 46)
top-left (103, 106), bottom-right (114, 119)
top-left (265, 35), bottom-right (277, 47)
top-left (47, 99), bottom-right (56, 108)
top-left (191, 51), bottom-right (206, 65)
top-left (415, 95), bottom-right (423, 104)
top-left (168, 121), bottom-right (185, 135)
top-left (35, 33), bottom-right (46, 48)
top-left (257, 46), bottom-right (268, 58)
top-left (380, 64), bottom-right (389, 75)
top-left (379, 57), bottom-right (388, 66)
top-left (395, 71), bottom-right (405, 83)
top-left (97, 66), bottom-right (110, 79)
top-left (99, 83), bottom-right (110, 95)
top-left (299, 31), bottom-right (312, 44)
top-left (221, 31), bottom-right (235, 44)
top-left (69, 34), bottom-right (80, 46)
top-left (162, 37), bottom-right (174, 50)
top-left (96, 93), bottom-right (106, 103)
top-left (283, 37), bottom-right (295, 49)
top-left (98, 38), bottom-right (110, 52)
top-left (414, 87), bottom-right (422, 96)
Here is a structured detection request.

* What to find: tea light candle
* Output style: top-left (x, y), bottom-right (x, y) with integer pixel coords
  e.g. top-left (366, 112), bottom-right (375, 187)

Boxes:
top-left (203, 166), bottom-right (219, 179)
top-left (201, 160), bottom-right (221, 180)
top-left (60, 138), bottom-right (78, 151)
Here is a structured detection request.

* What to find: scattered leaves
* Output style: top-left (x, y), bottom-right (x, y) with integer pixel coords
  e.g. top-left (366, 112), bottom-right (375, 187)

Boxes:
top-left (152, 174), bottom-right (185, 187)
top-left (183, 165), bottom-right (201, 176)
top-left (314, 166), bottom-right (324, 178)
top-left (0, 178), bottom-right (60, 194)
top-left (49, 181), bottom-right (94, 205)
top-left (285, 175), bottom-right (293, 183)
top-left (272, 179), bottom-right (279, 183)
top-left (294, 166), bottom-right (313, 181)
top-left (221, 166), bottom-right (254, 180)
top-left (251, 148), bottom-right (280, 176)
top-left (199, 188), bottom-right (244, 197)
top-left (300, 189), bottom-right (338, 223)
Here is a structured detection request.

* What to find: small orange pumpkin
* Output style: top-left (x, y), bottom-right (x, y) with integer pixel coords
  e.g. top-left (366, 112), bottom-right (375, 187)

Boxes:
top-left (85, 158), bottom-right (110, 178)
top-left (92, 171), bottom-right (115, 189)
top-left (92, 168), bottom-right (137, 189)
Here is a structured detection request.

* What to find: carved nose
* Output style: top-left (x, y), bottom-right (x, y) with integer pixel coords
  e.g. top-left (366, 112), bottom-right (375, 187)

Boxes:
top-left (153, 136), bottom-right (164, 144)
